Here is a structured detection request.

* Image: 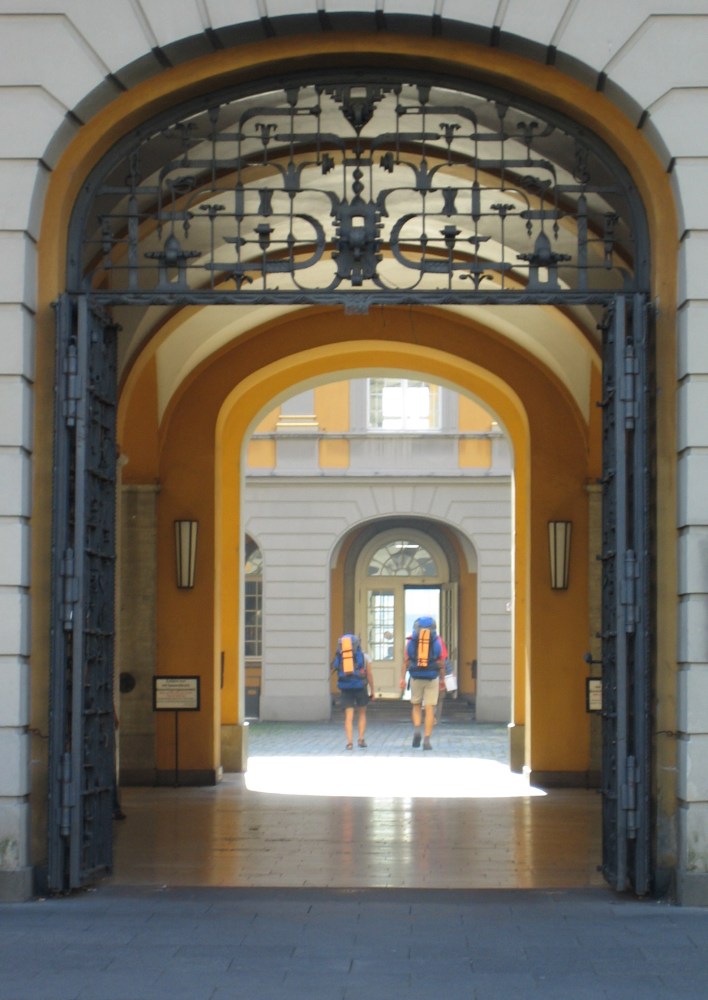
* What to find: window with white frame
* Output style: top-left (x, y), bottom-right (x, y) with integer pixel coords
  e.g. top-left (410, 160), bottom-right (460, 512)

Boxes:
top-left (244, 545), bottom-right (263, 658)
top-left (367, 378), bottom-right (441, 430)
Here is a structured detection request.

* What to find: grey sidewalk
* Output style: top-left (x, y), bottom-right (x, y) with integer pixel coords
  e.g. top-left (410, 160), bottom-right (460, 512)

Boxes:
top-left (2, 885), bottom-right (708, 1000)
top-left (6, 718), bottom-right (706, 999)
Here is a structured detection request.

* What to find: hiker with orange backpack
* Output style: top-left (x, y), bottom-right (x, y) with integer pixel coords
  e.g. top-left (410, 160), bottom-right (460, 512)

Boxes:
top-left (332, 634), bottom-right (374, 750)
top-left (400, 616), bottom-right (445, 750)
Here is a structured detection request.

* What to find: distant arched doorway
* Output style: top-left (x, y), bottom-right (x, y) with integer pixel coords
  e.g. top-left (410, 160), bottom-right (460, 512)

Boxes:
top-left (356, 529), bottom-right (450, 697)
top-left (332, 514), bottom-right (489, 714)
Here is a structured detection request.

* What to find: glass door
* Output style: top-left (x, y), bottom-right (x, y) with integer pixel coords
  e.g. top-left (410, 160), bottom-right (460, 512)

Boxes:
top-left (365, 589), bottom-right (398, 695)
top-left (357, 531), bottom-right (448, 698)
top-left (404, 586), bottom-right (441, 638)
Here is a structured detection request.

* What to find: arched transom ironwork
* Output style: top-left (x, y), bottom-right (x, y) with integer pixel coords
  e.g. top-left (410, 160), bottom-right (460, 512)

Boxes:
top-left (73, 72), bottom-right (648, 308)
top-left (367, 540), bottom-right (438, 577)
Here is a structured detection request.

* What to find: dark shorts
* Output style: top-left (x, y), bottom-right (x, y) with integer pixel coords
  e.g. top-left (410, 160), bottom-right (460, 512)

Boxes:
top-left (340, 687), bottom-right (369, 708)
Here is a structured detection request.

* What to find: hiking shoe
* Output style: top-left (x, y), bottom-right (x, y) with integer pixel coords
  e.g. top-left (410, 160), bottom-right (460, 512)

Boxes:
top-left (423, 738), bottom-right (432, 750)
top-left (412, 732), bottom-right (422, 748)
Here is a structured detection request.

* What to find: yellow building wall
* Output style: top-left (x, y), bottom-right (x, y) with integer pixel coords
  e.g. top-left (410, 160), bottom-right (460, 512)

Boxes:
top-left (458, 439), bottom-right (492, 468)
top-left (458, 394), bottom-right (493, 468)
top-left (315, 381), bottom-right (350, 431)
top-left (247, 439), bottom-right (276, 468)
top-left (455, 569), bottom-right (478, 703)
top-left (316, 380), bottom-right (351, 468)
top-left (458, 395), bottom-right (493, 432)
top-left (248, 378), bottom-right (497, 471)
top-left (246, 403), bottom-right (278, 468)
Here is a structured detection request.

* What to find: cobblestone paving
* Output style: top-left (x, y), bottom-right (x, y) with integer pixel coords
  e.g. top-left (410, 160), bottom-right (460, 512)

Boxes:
top-left (247, 702), bottom-right (509, 763)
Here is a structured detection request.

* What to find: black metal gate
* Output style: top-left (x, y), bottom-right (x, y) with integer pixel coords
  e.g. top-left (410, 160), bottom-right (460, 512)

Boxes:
top-left (48, 294), bottom-right (118, 892)
top-left (600, 293), bottom-right (652, 895)
top-left (48, 73), bottom-right (654, 893)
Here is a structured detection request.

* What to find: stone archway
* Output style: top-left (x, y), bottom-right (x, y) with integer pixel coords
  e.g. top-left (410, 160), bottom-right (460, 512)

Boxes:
top-left (40, 48), bottom-right (664, 900)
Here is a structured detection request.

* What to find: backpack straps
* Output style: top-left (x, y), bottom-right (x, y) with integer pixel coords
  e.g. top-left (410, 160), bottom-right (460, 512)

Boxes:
top-left (416, 627), bottom-right (431, 668)
top-left (340, 634), bottom-right (355, 674)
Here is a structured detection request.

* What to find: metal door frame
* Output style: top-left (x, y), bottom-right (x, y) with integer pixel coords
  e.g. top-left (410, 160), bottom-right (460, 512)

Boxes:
top-left (48, 294), bottom-right (118, 892)
top-left (600, 292), bottom-right (653, 895)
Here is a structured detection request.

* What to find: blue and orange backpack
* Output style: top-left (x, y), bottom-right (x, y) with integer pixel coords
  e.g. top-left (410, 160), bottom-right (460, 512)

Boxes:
top-left (406, 616), bottom-right (443, 679)
top-left (333, 634), bottom-right (367, 690)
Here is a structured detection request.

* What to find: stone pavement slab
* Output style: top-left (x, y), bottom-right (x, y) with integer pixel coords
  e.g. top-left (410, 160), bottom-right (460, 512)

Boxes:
top-left (1, 886), bottom-right (708, 1000)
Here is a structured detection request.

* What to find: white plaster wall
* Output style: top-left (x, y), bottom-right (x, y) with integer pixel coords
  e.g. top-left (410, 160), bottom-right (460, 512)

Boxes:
top-left (0, 0), bottom-right (705, 898)
top-left (246, 477), bottom-right (511, 722)
top-left (679, 801), bottom-right (708, 874)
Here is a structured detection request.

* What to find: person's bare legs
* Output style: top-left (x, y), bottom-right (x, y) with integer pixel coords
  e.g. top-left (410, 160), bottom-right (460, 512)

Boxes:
top-left (357, 709), bottom-right (367, 743)
top-left (411, 686), bottom-right (436, 748)
top-left (411, 703), bottom-right (422, 746)
top-left (344, 706), bottom-right (354, 747)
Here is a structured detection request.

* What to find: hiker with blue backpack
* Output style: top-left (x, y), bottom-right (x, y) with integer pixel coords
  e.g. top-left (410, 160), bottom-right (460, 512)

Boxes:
top-left (400, 616), bottom-right (446, 750)
top-left (332, 634), bottom-right (374, 750)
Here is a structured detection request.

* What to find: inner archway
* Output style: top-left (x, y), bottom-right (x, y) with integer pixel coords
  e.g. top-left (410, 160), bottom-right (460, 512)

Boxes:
top-left (240, 369), bottom-right (513, 719)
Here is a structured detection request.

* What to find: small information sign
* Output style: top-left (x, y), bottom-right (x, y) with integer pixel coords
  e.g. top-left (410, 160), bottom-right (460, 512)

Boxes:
top-left (153, 676), bottom-right (200, 712)
top-left (586, 677), bottom-right (602, 713)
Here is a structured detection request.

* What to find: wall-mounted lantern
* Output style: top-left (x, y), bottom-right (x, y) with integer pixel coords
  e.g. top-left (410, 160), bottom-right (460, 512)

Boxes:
top-left (548, 520), bottom-right (572, 590)
top-left (175, 520), bottom-right (198, 589)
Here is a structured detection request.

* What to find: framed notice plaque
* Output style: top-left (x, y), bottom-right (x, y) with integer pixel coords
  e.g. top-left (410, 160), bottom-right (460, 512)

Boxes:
top-left (585, 677), bottom-right (602, 713)
top-left (153, 676), bottom-right (200, 712)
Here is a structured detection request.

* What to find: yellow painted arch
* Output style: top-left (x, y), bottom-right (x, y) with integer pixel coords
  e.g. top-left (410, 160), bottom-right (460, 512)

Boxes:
top-left (216, 334), bottom-right (531, 728)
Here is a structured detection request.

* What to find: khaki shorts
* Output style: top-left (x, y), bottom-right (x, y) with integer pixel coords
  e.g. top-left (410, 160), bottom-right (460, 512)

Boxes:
top-left (410, 677), bottom-right (440, 707)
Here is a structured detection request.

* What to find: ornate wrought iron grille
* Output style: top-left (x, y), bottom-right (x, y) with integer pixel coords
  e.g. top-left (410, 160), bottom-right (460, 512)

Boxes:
top-left (71, 72), bottom-right (647, 308)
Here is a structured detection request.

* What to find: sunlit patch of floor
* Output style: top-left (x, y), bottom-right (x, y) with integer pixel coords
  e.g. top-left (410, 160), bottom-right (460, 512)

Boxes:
top-left (245, 755), bottom-right (547, 798)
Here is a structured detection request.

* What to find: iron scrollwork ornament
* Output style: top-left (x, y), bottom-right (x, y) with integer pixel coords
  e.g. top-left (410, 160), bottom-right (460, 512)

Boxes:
top-left (78, 77), bottom-right (643, 305)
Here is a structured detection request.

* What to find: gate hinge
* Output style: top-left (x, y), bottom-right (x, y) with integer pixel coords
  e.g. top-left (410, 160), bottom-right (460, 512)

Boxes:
top-left (621, 754), bottom-right (639, 838)
top-left (622, 549), bottom-right (638, 634)
top-left (621, 342), bottom-right (639, 430)
top-left (60, 751), bottom-right (73, 837)
top-left (61, 547), bottom-right (77, 632)
top-left (62, 342), bottom-right (81, 428)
